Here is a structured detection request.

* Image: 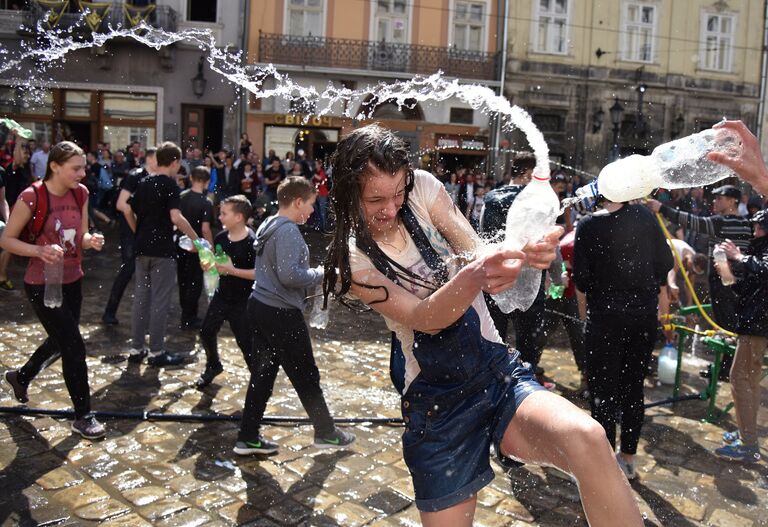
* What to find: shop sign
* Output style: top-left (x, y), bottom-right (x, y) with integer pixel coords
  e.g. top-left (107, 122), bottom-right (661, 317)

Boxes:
top-left (274, 114), bottom-right (339, 127)
top-left (437, 136), bottom-right (486, 150)
top-left (437, 137), bottom-right (460, 149)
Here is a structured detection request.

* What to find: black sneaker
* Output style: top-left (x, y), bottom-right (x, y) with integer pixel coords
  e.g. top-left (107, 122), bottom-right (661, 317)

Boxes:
top-left (127, 348), bottom-right (147, 364)
top-left (313, 427), bottom-right (356, 449)
top-left (233, 437), bottom-right (279, 455)
top-left (71, 414), bottom-right (106, 440)
top-left (147, 351), bottom-right (184, 367)
top-left (195, 362), bottom-right (224, 388)
top-left (4, 370), bottom-right (29, 403)
top-left (101, 312), bottom-right (119, 325)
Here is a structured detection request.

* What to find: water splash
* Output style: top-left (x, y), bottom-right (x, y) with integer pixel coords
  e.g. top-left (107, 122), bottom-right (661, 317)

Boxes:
top-left (2, 20), bottom-right (550, 179)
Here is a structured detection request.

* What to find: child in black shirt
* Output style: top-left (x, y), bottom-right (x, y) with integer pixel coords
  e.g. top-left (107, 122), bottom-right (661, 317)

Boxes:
top-left (177, 166), bottom-right (214, 329)
top-left (196, 194), bottom-right (257, 388)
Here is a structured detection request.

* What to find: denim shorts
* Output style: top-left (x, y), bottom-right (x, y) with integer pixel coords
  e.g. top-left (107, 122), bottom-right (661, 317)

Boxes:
top-left (400, 351), bottom-right (544, 512)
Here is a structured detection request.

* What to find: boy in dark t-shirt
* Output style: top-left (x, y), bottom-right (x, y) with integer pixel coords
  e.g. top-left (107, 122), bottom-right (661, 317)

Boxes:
top-left (126, 142), bottom-right (199, 367)
top-left (177, 166), bottom-right (214, 329)
top-left (102, 149), bottom-right (156, 324)
top-left (196, 194), bottom-right (256, 388)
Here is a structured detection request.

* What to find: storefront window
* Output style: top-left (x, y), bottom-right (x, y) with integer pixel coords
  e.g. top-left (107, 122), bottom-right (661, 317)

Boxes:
top-left (102, 125), bottom-right (156, 150)
top-left (17, 121), bottom-right (52, 143)
top-left (0, 86), bottom-right (53, 116)
top-left (264, 125), bottom-right (338, 161)
top-left (103, 92), bottom-right (156, 121)
top-left (65, 91), bottom-right (91, 117)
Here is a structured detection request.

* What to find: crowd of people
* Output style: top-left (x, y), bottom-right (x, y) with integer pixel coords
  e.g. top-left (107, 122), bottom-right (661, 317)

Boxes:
top-left (0, 119), bottom-right (766, 526)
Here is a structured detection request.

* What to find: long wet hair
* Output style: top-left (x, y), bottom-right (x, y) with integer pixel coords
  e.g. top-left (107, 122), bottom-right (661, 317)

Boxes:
top-left (322, 124), bottom-right (415, 307)
top-left (44, 141), bottom-right (84, 181)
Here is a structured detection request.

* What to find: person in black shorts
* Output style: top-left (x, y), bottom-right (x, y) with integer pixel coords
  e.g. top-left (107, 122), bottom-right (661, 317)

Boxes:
top-left (177, 166), bottom-right (214, 330)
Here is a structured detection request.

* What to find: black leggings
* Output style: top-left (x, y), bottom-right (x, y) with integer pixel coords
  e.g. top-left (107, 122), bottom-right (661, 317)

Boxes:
top-left (199, 293), bottom-right (253, 367)
top-left (239, 297), bottom-right (334, 440)
top-left (18, 280), bottom-right (91, 419)
top-left (585, 312), bottom-right (656, 455)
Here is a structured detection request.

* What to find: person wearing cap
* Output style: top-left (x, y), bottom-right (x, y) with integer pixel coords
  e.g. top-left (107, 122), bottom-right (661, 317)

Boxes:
top-left (645, 185), bottom-right (753, 335)
top-left (713, 208), bottom-right (768, 462)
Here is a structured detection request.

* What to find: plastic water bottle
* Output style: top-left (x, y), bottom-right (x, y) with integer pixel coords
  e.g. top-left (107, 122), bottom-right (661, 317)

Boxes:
top-left (574, 128), bottom-right (742, 205)
top-left (713, 246), bottom-right (736, 286)
top-left (657, 344), bottom-right (678, 385)
top-left (194, 239), bottom-right (219, 297)
top-left (308, 286), bottom-right (329, 329)
top-left (692, 324), bottom-right (704, 357)
top-left (178, 235), bottom-right (194, 251)
top-left (491, 174), bottom-right (561, 313)
top-left (44, 256), bottom-right (63, 308)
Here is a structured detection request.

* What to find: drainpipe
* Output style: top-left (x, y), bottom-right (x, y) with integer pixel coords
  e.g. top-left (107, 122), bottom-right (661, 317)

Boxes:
top-left (490, 0), bottom-right (509, 181)
top-left (239, 0), bottom-right (250, 139)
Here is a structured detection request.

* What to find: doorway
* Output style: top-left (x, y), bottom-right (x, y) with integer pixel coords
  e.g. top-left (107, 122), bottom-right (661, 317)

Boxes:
top-left (182, 105), bottom-right (224, 153)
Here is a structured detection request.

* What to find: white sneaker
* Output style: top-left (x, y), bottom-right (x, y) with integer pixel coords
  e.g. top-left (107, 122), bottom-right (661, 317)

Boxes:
top-left (615, 452), bottom-right (637, 480)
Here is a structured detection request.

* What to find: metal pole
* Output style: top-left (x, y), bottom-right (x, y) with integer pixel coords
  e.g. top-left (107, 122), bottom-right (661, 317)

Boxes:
top-left (489, 0), bottom-right (509, 182)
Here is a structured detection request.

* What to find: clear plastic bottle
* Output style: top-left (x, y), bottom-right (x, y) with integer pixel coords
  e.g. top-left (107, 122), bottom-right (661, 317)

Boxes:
top-left (491, 175), bottom-right (561, 313)
top-left (308, 286), bottom-right (329, 329)
top-left (657, 343), bottom-right (678, 385)
top-left (713, 246), bottom-right (736, 286)
top-left (575, 128), bottom-right (742, 205)
top-left (44, 256), bottom-right (63, 308)
top-left (178, 235), bottom-right (194, 251)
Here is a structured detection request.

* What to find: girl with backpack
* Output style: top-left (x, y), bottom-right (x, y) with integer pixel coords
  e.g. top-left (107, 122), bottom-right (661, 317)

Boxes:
top-left (322, 124), bottom-right (642, 526)
top-left (0, 141), bottom-right (106, 440)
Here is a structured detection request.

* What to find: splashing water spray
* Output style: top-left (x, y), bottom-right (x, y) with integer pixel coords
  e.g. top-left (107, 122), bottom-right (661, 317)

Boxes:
top-left (2, 20), bottom-right (559, 310)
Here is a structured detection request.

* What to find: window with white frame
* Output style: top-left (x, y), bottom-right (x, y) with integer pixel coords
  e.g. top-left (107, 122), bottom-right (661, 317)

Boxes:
top-left (287, 0), bottom-right (324, 37)
top-left (374, 0), bottom-right (408, 43)
top-left (452, 1), bottom-right (486, 52)
top-left (534, 0), bottom-right (569, 54)
top-left (622, 2), bottom-right (655, 62)
top-left (700, 12), bottom-right (735, 72)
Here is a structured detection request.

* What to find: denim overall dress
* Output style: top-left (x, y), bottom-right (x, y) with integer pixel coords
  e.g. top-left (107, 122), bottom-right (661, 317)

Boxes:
top-left (364, 205), bottom-right (544, 512)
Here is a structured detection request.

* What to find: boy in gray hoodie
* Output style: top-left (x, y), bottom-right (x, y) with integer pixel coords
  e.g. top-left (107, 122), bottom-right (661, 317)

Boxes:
top-left (234, 176), bottom-right (355, 455)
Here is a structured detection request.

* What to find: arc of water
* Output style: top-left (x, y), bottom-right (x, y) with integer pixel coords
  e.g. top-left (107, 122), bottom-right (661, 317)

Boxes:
top-left (1, 21), bottom-right (549, 180)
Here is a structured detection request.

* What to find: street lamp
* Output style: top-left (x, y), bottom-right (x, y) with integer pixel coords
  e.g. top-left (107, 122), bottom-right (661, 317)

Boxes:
top-left (609, 98), bottom-right (624, 161)
top-left (191, 56), bottom-right (207, 98)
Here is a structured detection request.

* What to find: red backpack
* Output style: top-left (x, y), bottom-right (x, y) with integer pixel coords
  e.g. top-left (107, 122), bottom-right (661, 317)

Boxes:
top-left (22, 181), bottom-right (87, 243)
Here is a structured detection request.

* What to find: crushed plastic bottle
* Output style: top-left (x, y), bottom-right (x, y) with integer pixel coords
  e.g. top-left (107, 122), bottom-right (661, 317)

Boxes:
top-left (574, 128), bottom-right (742, 205)
top-left (491, 174), bottom-right (561, 313)
top-left (178, 235), bottom-right (194, 251)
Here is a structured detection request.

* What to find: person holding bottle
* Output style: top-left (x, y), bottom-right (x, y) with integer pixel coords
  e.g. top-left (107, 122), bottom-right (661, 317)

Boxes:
top-left (323, 124), bottom-right (642, 526)
top-left (0, 141), bottom-right (107, 439)
top-left (713, 209), bottom-right (768, 462)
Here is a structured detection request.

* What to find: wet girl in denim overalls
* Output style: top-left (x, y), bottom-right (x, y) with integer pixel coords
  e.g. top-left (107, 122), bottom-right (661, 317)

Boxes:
top-left (322, 124), bottom-right (643, 526)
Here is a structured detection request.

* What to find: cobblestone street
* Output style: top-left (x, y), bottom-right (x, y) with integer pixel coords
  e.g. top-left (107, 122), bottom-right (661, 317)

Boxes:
top-left (0, 229), bottom-right (767, 526)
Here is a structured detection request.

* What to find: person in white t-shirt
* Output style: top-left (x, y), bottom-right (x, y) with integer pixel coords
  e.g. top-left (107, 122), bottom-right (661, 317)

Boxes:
top-left (666, 238), bottom-right (707, 305)
top-left (29, 142), bottom-right (50, 181)
top-left (321, 124), bottom-right (642, 526)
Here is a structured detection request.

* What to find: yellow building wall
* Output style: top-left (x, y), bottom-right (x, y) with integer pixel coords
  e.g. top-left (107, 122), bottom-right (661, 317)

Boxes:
top-left (507, 0), bottom-right (762, 86)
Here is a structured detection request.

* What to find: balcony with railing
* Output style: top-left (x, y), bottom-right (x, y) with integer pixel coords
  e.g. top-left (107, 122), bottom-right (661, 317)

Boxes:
top-left (16, 1), bottom-right (177, 36)
top-left (258, 32), bottom-right (500, 81)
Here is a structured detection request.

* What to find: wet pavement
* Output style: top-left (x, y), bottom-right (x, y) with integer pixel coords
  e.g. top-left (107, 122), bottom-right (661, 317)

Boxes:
top-left (0, 227), bottom-right (767, 526)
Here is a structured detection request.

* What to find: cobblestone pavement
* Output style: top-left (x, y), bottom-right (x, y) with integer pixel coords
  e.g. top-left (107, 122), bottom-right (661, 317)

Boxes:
top-left (0, 228), bottom-right (767, 526)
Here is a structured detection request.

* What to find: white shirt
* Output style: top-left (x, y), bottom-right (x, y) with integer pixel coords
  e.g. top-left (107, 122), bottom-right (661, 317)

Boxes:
top-left (349, 170), bottom-right (501, 393)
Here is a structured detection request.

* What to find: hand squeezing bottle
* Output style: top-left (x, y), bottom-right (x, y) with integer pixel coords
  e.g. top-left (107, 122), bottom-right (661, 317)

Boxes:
top-left (491, 171), bottom-right (561, 313)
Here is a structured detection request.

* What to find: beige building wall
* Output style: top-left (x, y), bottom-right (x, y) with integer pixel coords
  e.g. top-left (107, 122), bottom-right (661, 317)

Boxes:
top-left (505, 0), bottom-right (764, 175)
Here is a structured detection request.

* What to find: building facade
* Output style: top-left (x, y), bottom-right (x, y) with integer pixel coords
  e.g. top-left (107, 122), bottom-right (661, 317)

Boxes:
top-left (504, 0), bottom-right (765, 177)
top-left (246, 0), bottom-right (504, 172)
top-left (0, 0), bottom-right (245, 153)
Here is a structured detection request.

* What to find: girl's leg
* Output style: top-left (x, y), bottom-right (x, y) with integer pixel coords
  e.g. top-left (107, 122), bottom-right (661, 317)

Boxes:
top-left (420, 496), bottom-right (476, 527)
top-left (501, 390), bottom-right (643, 527)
